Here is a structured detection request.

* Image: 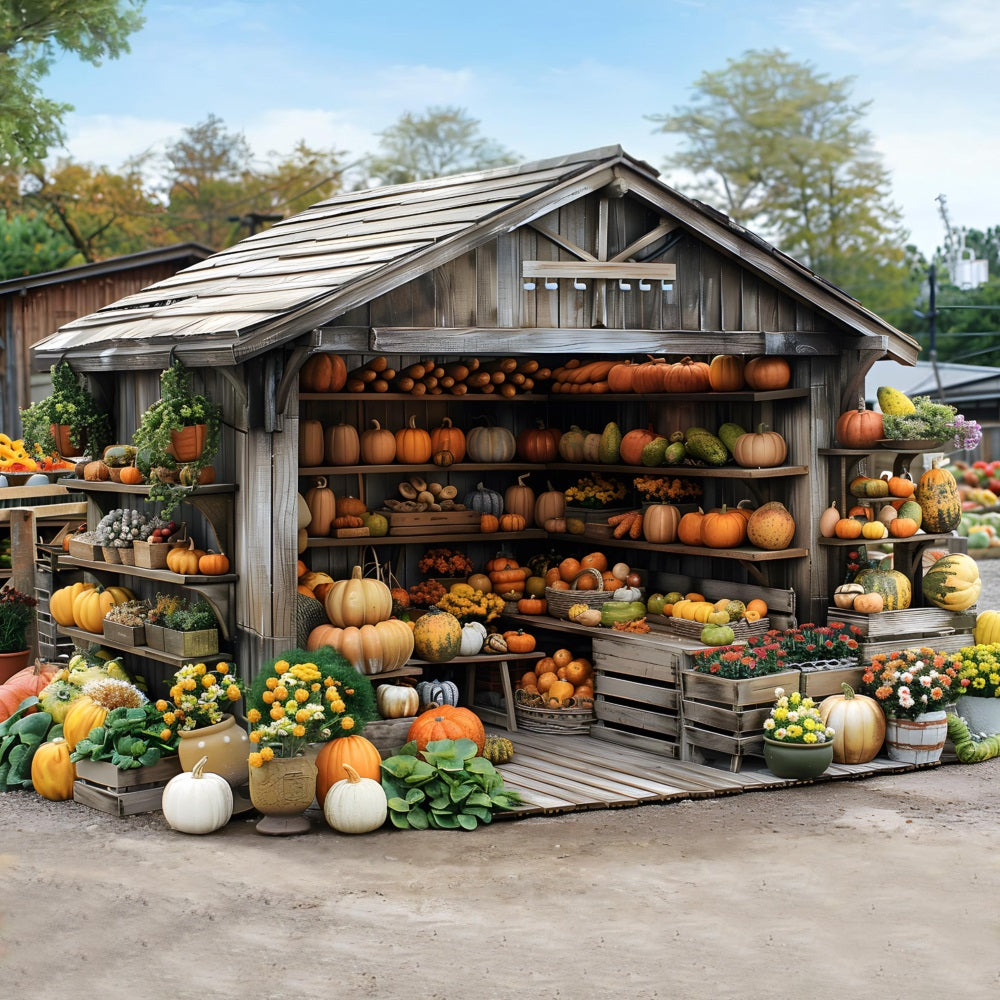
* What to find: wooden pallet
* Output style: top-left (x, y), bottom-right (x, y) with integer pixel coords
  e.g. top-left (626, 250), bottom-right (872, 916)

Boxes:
top-left (859, 631), bottom-right (975, 659)
top-left (73, 757), bottom-right (182, 816)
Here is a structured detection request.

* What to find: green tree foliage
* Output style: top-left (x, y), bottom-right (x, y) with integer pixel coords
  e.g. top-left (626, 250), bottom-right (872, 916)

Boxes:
top-left (649, 49), bottom-right (916, 320)
top-left (912, 270), bottom-right (1000, 367)
top-left (0, 210), bottom-right (81, 278)
top-left (0, 0), bottom-right (146, 167)
top-left (364, 106), bottom-right (517, 186)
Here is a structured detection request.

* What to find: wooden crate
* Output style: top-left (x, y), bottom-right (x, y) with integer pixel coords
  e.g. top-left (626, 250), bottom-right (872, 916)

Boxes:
top-left (681, 669), bottom-right (800, 709)
top-left (590, 634), bottom-right (681, 756)
top-left (380, 509), bottom-right (479, 536)
top-left (859, 631), bottom-right (975, 661)
top-left (828, 606), bottom-right (975, 639)
top-left (73, 757), bottom-right (182, 816)
top-left (798, 665), bottom-right (866, 698)
top-left (362, 717), bottom-right (415, 757)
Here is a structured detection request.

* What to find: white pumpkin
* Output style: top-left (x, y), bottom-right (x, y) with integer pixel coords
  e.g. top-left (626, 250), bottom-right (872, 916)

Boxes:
top-left (613, 586), bottom-right (642, 602)
top-left (376, 683), bottom-right (419, 719)
top-left (323, 763), bottom-right (388, 834)
top-left (161, 756), bottom-right (234, 835)
top-left (459, 621), bottom-right (487, 657)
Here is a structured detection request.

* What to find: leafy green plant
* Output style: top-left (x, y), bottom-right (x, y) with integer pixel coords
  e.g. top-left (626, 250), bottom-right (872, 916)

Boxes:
top-left (69, 705), bottom-right (178, 769)
top-left (381, 738), bottom-right (521, 830)
top-left (19, 360), bottom-right (111, 455)
top-left (162, 599), bottom-right (218, 632)
top-left (0, 697), bottom-right (55, 791)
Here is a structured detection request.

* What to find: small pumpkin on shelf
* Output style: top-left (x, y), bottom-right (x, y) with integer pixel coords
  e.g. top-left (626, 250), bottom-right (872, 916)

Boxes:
top-left (166, 538), bottom-right (207, 575)
top-left (118, 465), bottom-right (144, 486)
top-left (502, 630), bottom-right (536, 653)
top-left (480, 513), bottom-right (499, 533)
top-left (83, 460), bottom-right (110, 481)
top-left (499, 513), bottom-right (526, 532)
top-left (198, 550), bottom-right (231, 575)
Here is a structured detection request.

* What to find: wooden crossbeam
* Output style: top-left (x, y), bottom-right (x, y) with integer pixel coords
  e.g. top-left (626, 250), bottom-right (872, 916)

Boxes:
top-left (521, 261), bottom-right (677, 280)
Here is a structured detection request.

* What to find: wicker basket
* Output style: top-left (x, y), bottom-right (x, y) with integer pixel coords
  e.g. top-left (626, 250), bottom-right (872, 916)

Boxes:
top-left (514, 689), bottom-right (595, 734)
top-left (545, 568), bottom-right (607, 620)
top-left (101, 546), bottom-right (121, 564)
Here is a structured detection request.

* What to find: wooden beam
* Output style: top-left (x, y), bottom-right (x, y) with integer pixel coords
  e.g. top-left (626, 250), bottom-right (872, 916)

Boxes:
top-left (522, 261), bottom-right (678, 280)
top-left (609, 220), bottom-right (679, 263)
top-left (527, 222), bottom-right (597, 261)
top-left (370, 327), bottom-right (772, 355)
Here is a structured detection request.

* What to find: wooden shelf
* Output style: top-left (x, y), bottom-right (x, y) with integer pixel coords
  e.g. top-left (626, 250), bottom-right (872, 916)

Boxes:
top-left (57, 625), bottom-right (231, 667)
top-left (407, 652), bottom-right (544, 666)
top-left (816, 533), bottom-right (955, 547)
top-left (307, 529), bottom-right (547, 548)
top-left (555, 462), bottom-right (808, 479)
top-left (298, 463), bottom-right (546, 476)
top-left (60, 554), bottom-right (237, 586)
top-left (300, 389), bottom-right (809, 404)
top-left (300, 392), bottom-right (549, 403)
top-left (64, 480), bottom-right (236, 497)
top-left (547, 534), bottom-right (808, 562)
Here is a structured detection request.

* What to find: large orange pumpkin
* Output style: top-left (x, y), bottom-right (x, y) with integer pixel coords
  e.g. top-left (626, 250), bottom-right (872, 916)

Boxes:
top-left (836, 407), bottom-right (884, 449)
top-left (663, 356), bottom-right (711, 393)
top-left (708, 355), bottom-right (745, 392)
top-left (0, 661), bottom-right (60, 722)
top-left (300, 353), bottom-right (347, 392)
top-left (744, 356), bottom-right (791, 390)
top-left (619, 425), bottom-right (662, 465)
top-left (394, 415), bottom-right (432, 464)
top-left (307, 619), bottom-right (414, 674)
top-left (315, 734), bottom-right (382, 803)
top-left (406, 706), bottom-right (485, 753)
top-left (429, 417), bottom-right (466, 464)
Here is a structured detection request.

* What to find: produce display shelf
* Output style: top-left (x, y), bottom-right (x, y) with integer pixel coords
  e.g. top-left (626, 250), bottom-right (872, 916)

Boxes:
top-left (548, 535), bottom-right (809, 562)
top-left (56, 625), bottom-right (231, 668)
top-left (816, 533), bottom-right (954, 547)
top-left (298, 462), bottom-right (547, 476)
top-left (299, 392), bottom-right (549, 403)
top-left (306, 529), bottom-right (547, 547)
top-left (64, 480), bottom-right (237, 497)
top-left (60, 554), bottom-right (237, 585)
top-left (818, 446), bottom-right (952, 457)
top-left (299, 389), bottom-right (809, 403)
top-left (554, 463), bottom-right (809, 479)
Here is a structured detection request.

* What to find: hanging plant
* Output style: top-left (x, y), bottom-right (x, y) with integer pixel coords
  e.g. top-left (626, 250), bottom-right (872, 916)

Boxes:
top-left (19, 361), bottom-right (111, 456)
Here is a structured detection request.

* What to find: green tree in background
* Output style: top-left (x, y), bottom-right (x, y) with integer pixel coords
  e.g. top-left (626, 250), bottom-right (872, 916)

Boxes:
top-left (0, 210), bottom-right (81, 278)
top-left (649, 49), bottom-right (917, 321)
top-left (0, 0), bottom-right (146, 167)
top-left (364, 106), bottom-right (517, 186)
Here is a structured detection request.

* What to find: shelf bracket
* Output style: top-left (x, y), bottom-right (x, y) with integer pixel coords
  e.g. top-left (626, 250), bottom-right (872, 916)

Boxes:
top-left (737, 559), bottom-right (769, 589)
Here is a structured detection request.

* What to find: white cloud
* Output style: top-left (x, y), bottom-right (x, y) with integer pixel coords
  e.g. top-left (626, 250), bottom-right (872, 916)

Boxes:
top-left (59, 113), bottom-right (184, 169)
top-left (241, 109), bottom-right (377, 164)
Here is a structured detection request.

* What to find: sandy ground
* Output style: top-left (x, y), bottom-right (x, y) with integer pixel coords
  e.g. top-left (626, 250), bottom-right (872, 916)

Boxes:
top-left (1, 558), bottom-right (998, 999)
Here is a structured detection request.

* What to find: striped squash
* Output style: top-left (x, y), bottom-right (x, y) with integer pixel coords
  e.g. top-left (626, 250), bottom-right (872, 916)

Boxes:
top-left (854, 568), bottom-right (912, 610)
top-left (915, 464), bottom-right (961, 533)
top-left (921, 553), bottom-right (981, 611)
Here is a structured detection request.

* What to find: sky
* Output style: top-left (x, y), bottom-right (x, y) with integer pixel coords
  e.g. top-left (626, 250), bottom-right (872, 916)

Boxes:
top-left (41, 0), bottom-right (1000, 258)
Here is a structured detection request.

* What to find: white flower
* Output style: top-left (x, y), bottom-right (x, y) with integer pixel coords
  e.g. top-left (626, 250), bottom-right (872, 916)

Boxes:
top-left (825, 727), bottom-right (835, 738)
top-left (774, 688), bottom-right (784, 698)
top-left (920, 675), bottom-right (933, 687)
top-left (763, 718), bottom-right (775, 730)
top-left (787, 711), bottom-right (799, 723)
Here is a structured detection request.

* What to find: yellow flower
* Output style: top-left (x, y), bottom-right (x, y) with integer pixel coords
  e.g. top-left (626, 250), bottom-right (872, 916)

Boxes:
top-left (324, 676), bottom-right (335, 687)
top-left (295, 688), bottom-right (309, 703)
top-left (183, 678), bottom-right (197, 691)
top-left (159, 728), bottom-right (172, 741)
top-left (292, 725), bottom-right (306, 738)
top-left (262, 691), bottom-right (275, 704)
top-left (201, 674), bottom-right (216, 688)
top-left (163, 712), bottom-right (176, 725)
top-left (227, 685), bottom-right (242, 701)
top-left (249, 730), bottom-right (261, 743)
top-left (155, 699), bottom-right (168, 711)
top-left (311, 683), bottom-right (321, 692)
top-left (247, 708), bottom-right (261, 723)
top-left (260, 746), bottom-right (274, 761)
top-left (216, 663), bottom-right (229, 675)
top-left (248, 752), bottom-right (263, 768)
top-left (274, 659), bottom-right (289, 674)
top-left (169, 685), bottom-right (182, 701)
top-left (340, 717), bottom-right (355, 730)
top-left (265, 677), bottom-right (278, 690)
top-left (194, 663), bottom-right (207, 675)
top-left (295, 709), bottom-right (310, 723)
top-left (274, 686), bottom-right (288, 701)
top-left (270, 705), bottom-right (285, 720)
top-left (331, 700), bottom-right (345, 713)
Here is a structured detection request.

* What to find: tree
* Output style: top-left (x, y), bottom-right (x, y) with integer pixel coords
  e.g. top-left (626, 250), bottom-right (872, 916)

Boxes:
top-left (363, 106), bottom-right (517, 186)
top-left (0, 210), bottom-right (81, 278)
top-left (649, 50), bottom-right (915, 317)
top-left (0, 1), bottom-right (146, 167)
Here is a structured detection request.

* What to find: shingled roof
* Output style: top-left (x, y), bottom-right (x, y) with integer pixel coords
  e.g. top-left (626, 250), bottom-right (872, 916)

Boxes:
top-left (34, 145), bottom-right (919, 368)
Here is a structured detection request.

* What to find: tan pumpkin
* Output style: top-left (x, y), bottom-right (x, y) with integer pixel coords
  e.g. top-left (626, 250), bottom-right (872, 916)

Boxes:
top-left (375, 683), bottom-right (420, 719)
top-left (360, 419), bottom-right (396, 464)
top-left (534, 482), bottom-right (565, 525)
top-left (83, 460), bottom-right (110, 481)
top-left (394, 415), bottom-right (432, 464)
top-left (744, 356), bottom-right (791, 390)
top-left (732, 424), bottom-right (787, 468)
top-left (852, 591), bottom-right (884, 614)
top-left (305, 477), bottom-right (336, 537)
top-left (298, 419), bottom-right (325, 467)
top-left (166, 538), bottom-right (207, 575)
top-left (324, 421), bottom-right (360, 466)
top-left (708, 355), bottom-right (745, 392)
top-left (819, 684), bottom-right (886, 764)
top-left (819, 501), bottom-right (840, 538)
top-left (833, 583), bottom-right (864, 609)
top-left (465, 422), bottom-right (516, 463)
top-left (643, 503), bottom-right (681, 544)
top-left (746, 502), bottom-right (796, 550)
top-left (429, 417), bottom-right (466, 464)
top-left (544, 516), bottom-right (566, 533)
top-left (503, 473), bottom-right (536, 527)
top-left (324, 565), bottom-right (392, 628)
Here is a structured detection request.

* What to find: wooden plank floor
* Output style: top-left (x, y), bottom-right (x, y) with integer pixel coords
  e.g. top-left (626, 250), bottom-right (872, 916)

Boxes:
top-left (491, 730), bottom-right (932, 818)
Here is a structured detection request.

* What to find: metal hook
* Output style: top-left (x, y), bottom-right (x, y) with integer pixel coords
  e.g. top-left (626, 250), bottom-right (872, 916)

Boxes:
top-left (544, 277), bottom-right (558, 291)
top-left (618, 278), bottom-right (632, 292)
top-left (573, 277), bottom-right (586, 290)
top-left (638, 278), bottom-right (651, 291)
top-left (522, 280), bottom-right (536, 291)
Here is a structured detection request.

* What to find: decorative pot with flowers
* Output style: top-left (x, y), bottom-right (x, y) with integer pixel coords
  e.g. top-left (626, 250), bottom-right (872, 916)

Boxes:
top-left (858, 647), bottom-right (965, 763)
top-left (0, 587), bottom-right (37, 681)
top-left (881, 396), bottom-right (983, 451)
top-left (132, 361), bottom-right (221, 516)
top-left (762, 687), bottom-right (836, 778)
top-left (19, 360), bottom-right (111, 458)
top-left (245, 647), bottom-right (378, 835)
top-left (954, 643), bottom-right (1000, 734)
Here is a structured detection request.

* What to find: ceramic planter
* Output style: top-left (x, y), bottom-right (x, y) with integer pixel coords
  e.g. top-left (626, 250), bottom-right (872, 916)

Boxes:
top-left (956, 696), bottom-right (1000, 734)
top-left (50, 423), bottom-right (86, 457)
top-left (249, 755), bottom-right (319, 835)
top-left (177, 715), bottom-right (250, 789)
top-left (762, 736), bottom-right (835, 779)
top-left (167, 424), bottom-right (207, 462)
top-left (0, 649), bottom-right (31, 684)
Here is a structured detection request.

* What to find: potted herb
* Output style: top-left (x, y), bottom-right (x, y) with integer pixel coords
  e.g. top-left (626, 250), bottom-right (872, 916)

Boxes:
top-left (103, 600), bottom-right (150, 648)
top-left (0, 587), bottom-right (38, 680)
top-left (19, 360), bottom-right (111, 457)
top-left (162, 598), bottom-right (220, 657)
top-left (132, 361), bottom-right (221, 516)
top-left (143, 593), bottom-right (183, 650)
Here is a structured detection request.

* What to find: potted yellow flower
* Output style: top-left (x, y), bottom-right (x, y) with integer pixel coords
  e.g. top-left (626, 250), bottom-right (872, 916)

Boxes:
top-left (762, 687), bottom-right (835, 778)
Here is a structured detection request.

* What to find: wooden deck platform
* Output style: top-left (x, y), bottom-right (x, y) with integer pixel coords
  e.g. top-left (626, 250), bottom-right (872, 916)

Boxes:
top-left (491, 729), bottom-right (933, 818)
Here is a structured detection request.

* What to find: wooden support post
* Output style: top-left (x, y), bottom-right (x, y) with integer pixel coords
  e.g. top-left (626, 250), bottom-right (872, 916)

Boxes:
top-left (9, 508), bottom-right (39, 661)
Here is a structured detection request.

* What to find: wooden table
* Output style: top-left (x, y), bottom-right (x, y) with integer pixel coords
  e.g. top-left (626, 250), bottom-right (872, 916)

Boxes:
top-left (407, 652), bottom-right (544, 731)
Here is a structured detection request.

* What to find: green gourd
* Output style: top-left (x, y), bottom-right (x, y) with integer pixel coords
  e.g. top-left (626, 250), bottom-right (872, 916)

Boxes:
top-left (947, 714), bottom-right (1000, 763)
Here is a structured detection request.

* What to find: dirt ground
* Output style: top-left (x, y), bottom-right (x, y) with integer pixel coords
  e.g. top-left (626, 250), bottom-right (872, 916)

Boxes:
top-left (1, 758), bottom-right (998, 1000)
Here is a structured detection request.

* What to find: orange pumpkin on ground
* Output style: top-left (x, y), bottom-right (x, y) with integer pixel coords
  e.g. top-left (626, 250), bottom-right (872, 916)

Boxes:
top-left (315, 734), bottom-right (382, 804)
top-left (406, 706), bottom-right (485, 753)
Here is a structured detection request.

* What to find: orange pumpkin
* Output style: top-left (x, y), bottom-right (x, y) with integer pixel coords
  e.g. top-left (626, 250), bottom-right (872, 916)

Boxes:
top-left (663, 356), bottom-right (711, 393)
top-left (643, 504), bottom-right (681, 544)
top-left (166, 538), bottom-right (207, 575)
top-left (580, 551), bottom-right (608, 573)
top-left (480, 513), bottom-right (499, 533)
top-left (836, 407), bottom-right (884, 448)
top-left (0, 661), bottom-right (60, 722)
top-left (677, 509), bottom-right (705, 546)
top-left (394, 415), bottom-right (432, 464)
top-left (745, 598), bottom-right (768, 618)
top-left (305, 477), bottom-right (336, 537)
top-left (619, 425), bottom-right (662, 466)
top-left (708, 354), bottom-right (745, 392)
top-left (315, 734), bottom-right (382, 804)
top-left (300, 353), bottom-right (347, 392)
top-left (429, 417), bottom-right (466, 464)
top-left (119, 465), bottom-right (144, 485)
top-left (502, 630), bottom-right (537, 653)
top-left (198, 551), bottom-right (230, 575)
top-left (499, 513), bottom-right (526, 532)
top-left (516, 420), bottom-right (561, 462)
top-left (834, 517), bottom-right (863, 539)
top-left (360, 419), bottom-right (397, 464)
top-left (516, 597), bottom-right (547, 615)
top-left (558, 557), bottom-right (581, 582)
top-left (406, 706), bottom-right (485, 753)
top-left (324, 422), bottom-right (360, 466)
top-left (701, 505), bottom-right (748, 548)
top-left (744, 356), bottom-right (791, 390)
top-left (606, 362), bottom-right (635, 393)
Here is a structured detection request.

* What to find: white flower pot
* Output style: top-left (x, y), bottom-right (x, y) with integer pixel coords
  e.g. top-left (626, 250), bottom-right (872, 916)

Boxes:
top-left (956, 697), bottom-right (1000, 735)
top-left (884, 711), bottom-right (948, 764)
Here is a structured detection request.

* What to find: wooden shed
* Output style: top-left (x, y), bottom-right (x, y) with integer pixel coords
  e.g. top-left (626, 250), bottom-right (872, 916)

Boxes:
top-left (32, 146), bottom-right (928, 770)
top-left (1, 243), bottom-right (213, 431)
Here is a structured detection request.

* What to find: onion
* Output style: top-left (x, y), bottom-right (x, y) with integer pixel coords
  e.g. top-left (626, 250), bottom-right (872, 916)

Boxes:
top-left (626, 571), bottom-right (643, 587)
top-left (611, 562), bottom-right (630, 581)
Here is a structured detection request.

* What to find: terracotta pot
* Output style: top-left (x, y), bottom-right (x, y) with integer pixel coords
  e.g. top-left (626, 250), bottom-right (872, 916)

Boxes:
top-left (0, 649), bottom-right (31, 684)
top-left (249, 754), bottom-right (319, 835)
top-left (167, 424), bottom-right (207, 463)
top-left (177, 715), bottom-right (250, 788)
top-left (50, 424), bottom-right (87, 457)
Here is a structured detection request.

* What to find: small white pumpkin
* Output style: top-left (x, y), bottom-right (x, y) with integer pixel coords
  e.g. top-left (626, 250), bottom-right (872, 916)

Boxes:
top-left (613, 586), bottom-right (642, 602)
top-left (376, 683), bottom-right (419, 719)
top-left (833, 583), bottom-right (865, 610)
top-left (161, 755), bottom-right (234, 835)
top-left (323, 763), bottom-right (388, 834)
top-left (459, 620), bottom-right (487, 657)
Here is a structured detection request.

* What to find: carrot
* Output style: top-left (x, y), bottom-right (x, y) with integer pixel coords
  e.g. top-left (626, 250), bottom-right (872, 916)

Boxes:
top-left (607, 511), bottom-right (634, 526)
top-left (630, 512), bottom-right (644, 539)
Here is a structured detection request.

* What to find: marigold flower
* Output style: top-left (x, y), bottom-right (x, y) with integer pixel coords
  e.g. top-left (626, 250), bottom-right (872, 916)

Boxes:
top-left (248, 752), bottom-right (263, 768)
top-left (274, 686), bottom-right (288, 701)
top-left (163, 712), bottom-right (176, 725)
top-left (341, 717), bottom-right (355, 730)
top-left (155, 699), bottom-right (168, 711)
top-left (262, 690), bottom-right (275, 704)
top-left (247, 708), bottom-right (261, 723)
top-left (270, 705), bottom-right (285, 720)
top-left (160, 728), bottom-right (172, 741)
top-left (260, 746), bottom-right (274, 761)
top-left (274, 660), bottom-right (289, 674)
top-left (292, 725), bottom-right (306, 738)
top-left (216, 663), bottom-right (229, 675)
top-left (227, 685), bottom-right (242, 701)
top-left (202, 674), bottom-right (216, 688)
top-left (295, 688), bottom-right (309, 703)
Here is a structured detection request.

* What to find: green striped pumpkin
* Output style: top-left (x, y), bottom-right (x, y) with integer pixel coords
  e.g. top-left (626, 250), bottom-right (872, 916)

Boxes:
top-left (921, 553), bottom-right (981, 611)
top-left (896, 499), bottom-right (923, 528)
top-left (915, 465), bottom-right (961, 534)
top-left (412, 607), bottom-right (463, 662)
top-left (854, 568), bottom-right (912, 610)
